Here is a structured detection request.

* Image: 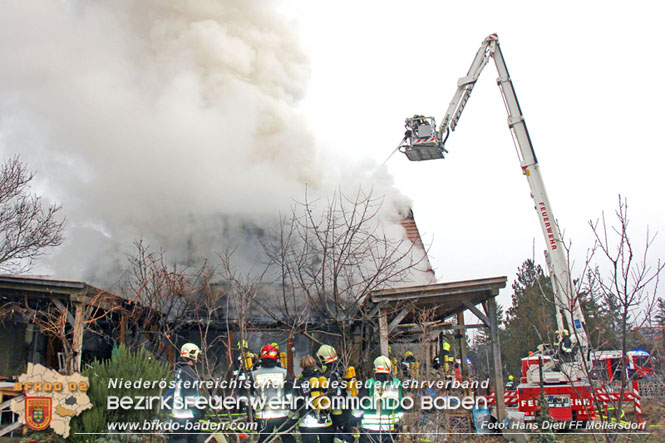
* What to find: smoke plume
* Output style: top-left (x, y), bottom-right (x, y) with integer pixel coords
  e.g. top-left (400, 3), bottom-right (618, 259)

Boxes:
top-left (0, 0), bottom-right (421, 286)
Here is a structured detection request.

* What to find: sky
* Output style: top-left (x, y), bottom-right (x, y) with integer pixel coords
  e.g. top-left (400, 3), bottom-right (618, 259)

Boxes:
top-left (0, 0), bottom-right (663, 316)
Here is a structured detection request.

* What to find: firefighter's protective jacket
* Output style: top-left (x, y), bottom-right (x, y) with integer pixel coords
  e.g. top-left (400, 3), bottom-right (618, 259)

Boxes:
top-left (360, 377), bottom-right (403, 432)
top-left (171, 362), bottom-right (203, 420)
top-left (296, 367), bottom-right (333, 428)
top-left (251, 363), bottom-right (293, 420)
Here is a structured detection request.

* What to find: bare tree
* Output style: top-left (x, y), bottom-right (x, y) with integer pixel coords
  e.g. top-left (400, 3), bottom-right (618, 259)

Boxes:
top-left (261, 188), bottom-right (426, 359)
top-left (587, 195), bottom-right (664, 431)
top-left (0, 156), bottom-right (65, 272)
top-left (120, 240), bottom-right (210, 361)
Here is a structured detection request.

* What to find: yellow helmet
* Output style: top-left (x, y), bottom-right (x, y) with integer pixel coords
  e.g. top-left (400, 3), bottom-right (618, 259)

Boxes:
top-left (404, 351), bottom-right (414, 358)
top-left (374, 355), bottom-right (392, 374)
top-left (508, 375), bottom-right (514, 381)
top-left (442, 341), bottom-right (451, 351)
top-left (316, 345), bottom-right (338, 365)
top-left (180, 343), bottom-right (201, 362)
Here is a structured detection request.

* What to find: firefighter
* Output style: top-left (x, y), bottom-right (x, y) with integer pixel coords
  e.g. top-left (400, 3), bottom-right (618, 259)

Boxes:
top-left (387, 345), bottom-right (398, 376)
top-left (296, 355), bottom-right (333, 443)
top-left (170, 343), bottom-right (204, 443)
top-left (413, 114), bottom-right (429, 126)
top-left (316, 345), bottom-right (354, 442)
top-left (234, 340), bottom-right (257, 378)
top-left (505, 375), bottom-right (515, 391)
top-left (433, 340), bottom-right (451, 372)
top-left (231, 340), bottom-right (255, 414)
top-left (251, 344), bottom-right (296, 443)
top-left (400, 351), bottom-right (417, 379)
top-left (557, 329), bottom-right (575, 362)
top-left (359, 356), bottom-right (403, 443)
top-left (442, 341), bottom-right (451, 372)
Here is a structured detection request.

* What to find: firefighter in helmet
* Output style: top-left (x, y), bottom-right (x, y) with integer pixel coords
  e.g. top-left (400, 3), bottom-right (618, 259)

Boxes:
top-left (295, 355), bottom-right (333, 443)
top-left (557, 329), bottom-right (575, 362)
top-left (234, 339), bottom-right (257, 377)
top-left (359, 356), bottom-right (403, 443)
top-left (433, 340), bottom-right (452, 372)
top-left (505, 375), bottom-right (515, 391)
top-left (251, 343), bottom-right (296, 443)
top-left (316, 345), bottom-right (355, 442)
top-left (400, 351), bottom-right (418, 379)
top-left (169, 343), bottom-right (203, 443)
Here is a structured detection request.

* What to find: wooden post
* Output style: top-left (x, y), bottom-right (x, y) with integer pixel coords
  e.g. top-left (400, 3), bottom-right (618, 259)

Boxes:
top-left (457, 311), bottom-right (469, 378)
top-left (425, 341), bottom-right (432, 375)
top-left (487, 296), bottom-right (506, 423)
top-left (168, 346), bottom-right (175, 369)
top-left (119, 312), bottom-right (127, 346)
top-left (379, 309), bottom-right (389, 357)
top-left (72, 302), bottom-right (84, 373)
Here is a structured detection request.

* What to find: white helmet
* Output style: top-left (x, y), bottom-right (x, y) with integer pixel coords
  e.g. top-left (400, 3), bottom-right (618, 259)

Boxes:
top-left (373, 355), bottom-right (392, 374)
top-left (180, 343), bottom-right (201, 362)
top-left (316, 344), bottom-right (338, 365)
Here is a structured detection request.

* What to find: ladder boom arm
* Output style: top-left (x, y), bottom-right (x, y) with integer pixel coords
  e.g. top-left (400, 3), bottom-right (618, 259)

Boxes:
top-left (438, 34), bottom-right (589, 352)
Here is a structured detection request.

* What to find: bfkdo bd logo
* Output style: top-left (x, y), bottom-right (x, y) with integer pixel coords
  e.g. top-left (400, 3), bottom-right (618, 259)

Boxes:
top-left (25, 397), bottom-right (52, 431)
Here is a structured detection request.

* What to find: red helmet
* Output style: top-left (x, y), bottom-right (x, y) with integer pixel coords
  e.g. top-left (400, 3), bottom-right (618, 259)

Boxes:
top-left (260, 344), bottom-right (279, 360)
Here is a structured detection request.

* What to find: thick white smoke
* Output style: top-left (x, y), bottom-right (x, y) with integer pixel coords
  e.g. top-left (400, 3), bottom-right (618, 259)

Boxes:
top-left (0, 0), bottom-right (425, 286)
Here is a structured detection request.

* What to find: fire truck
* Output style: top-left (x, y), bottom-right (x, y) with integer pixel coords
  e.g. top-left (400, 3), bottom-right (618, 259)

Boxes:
top-left (398, 34), bottom-right (646, 422)
top-left (590, 350), bottom-right (655, 381)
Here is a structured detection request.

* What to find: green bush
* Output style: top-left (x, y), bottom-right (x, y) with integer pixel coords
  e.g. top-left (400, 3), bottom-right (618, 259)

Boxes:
top-left (67, 344), bottom-right (171, 442)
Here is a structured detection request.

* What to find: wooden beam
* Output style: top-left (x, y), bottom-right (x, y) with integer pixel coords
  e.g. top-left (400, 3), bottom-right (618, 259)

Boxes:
top-left (387, 305), bottom-right (412, 333)
top-left (369, 277), bottom-right (507, 301)
top-left (70, 293), bottom-right (91, 304)
top-left (0, 394), bottom-right (23, 412)
top-left (52, 299), bottom-right (75, 327)
top-left (379, 309), bottom-right (389, 357)
top-left (462, 299), bottom-right (490, 327)
top-left (372, 288), bottom-right (490, 303)
top-left (0, 421), bottom-right (22, 437)
top-left (368, 302), bottom-right (386, 319)
top-left (442, 323), bottom-right (487, 330)
top-left (394, 324), bottom-right (487, 335)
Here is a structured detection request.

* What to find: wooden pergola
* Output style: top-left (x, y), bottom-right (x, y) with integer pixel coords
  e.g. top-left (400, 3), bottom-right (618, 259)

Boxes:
top-left (368, 276), bottom-right (508, 421)
top-left (0, 275), bottom-right (138, 374)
